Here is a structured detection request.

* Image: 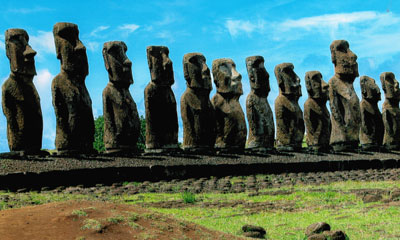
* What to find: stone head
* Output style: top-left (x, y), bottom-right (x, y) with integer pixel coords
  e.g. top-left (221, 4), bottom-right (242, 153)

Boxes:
top-left (183, 53), bottom-right (212, 90)
top-left (212, 58), bottom-right (242, 95)
top-left (53, 22), bottom-right (88, 78)
top-left (146, 46), bottom-right (174, 86)
top-left (5, 28), bottom-right (37, 76)
top-left (274, 63), bottom-right (301, 97)
top-left (102, 41), bottom-right (133, 87)
top-left (246, 56), bottom-right (270, 96)
top-left (305, 71), bottom-right (328, 100)
top-left (330, 40), bottom-right (359, 79)
top-left (360, 76), bottom-right (381, 102)
top-left (381, 72), bottom-right (400, 100)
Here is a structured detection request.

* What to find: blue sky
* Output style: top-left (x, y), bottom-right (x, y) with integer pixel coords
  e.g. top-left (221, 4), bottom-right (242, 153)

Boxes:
top-left (1, 0), bottom-right (400, 151)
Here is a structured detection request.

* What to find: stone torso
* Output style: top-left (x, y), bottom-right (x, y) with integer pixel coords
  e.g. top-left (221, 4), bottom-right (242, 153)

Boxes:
top-left (359, 99), bottom-right (383, 146)
top-left (275, 95), bottom-right (304, 148)
top-left (382, 100), bottom-right (400, 148)
top-left (246, 91), bottom-right (274, 149)
top-left (304, 98), bottom-right (330, 148)
top-left (181, 88), bottom-right (215, 148)
top-left (103, 83), bottom-right (140, 150)
top-left (329, 76), bottom-right (361, 144)
top-left (144, 82), bottom-right (178, 149)
top-left (52, 72), bottom-right (94, 151)
top-left (212, 93), bottom-right (247, 149)
top-left (2, 76), bottom-right (42, 151)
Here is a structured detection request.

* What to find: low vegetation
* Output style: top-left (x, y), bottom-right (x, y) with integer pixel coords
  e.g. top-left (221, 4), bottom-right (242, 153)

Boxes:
top-left (1, 179), bottom-right (399, 239)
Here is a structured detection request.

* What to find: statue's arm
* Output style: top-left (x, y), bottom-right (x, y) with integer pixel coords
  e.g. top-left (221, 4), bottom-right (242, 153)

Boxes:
top-left (2, 88), bottom-right (18, 131)
top-left (52, 84), bottom-right (70, 134)
top-left (383, 110), bottom-right (394, 136)
top-left (329, 85), bottom-right (345, 129)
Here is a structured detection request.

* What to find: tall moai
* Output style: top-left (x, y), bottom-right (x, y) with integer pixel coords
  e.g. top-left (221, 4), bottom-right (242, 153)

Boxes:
top-left (211, 58), bottom-right (247, 151)
top-left (1, 29), bottom-right (43, 154)
top-left (52, 22), bottom-right (95, 154)
top-left (245, 56), bottom-right (274, 152)
top-left (304, 71), bottom-right (331, 152)
top-left (181, 53), bottom-right (215, 151)
top-left (328, 40), bottom-right (361, 152)
top-left (359, 76), bottom-right (384, 151)
top-left (102, 41), bottom-right (140, 154)
top-left (381, 72), bottom-right (400, 150)
top-left (274, 63), bottom-right (304, 152)
top-left (144, 46), bottom-right (179, 152)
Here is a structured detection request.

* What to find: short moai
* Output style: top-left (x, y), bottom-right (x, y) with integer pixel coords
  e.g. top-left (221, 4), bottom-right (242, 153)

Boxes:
top-left (180, 53), bottom-right (215, 151)
top-left (211, 58), bottom-right (247, 151)
top-left (245, 56), bottom-right (275, 152)
top-left (359, 76), bottom-right (384, 151)
top-left (304, 71), bottom-right (331, 152)
top-left (381, 72), bottom-right (400, 150)
top-left (328, 40), bottom-right (361, 152)
top-left (1, 28), bottom-right (44, 154)
top-left (274, 63), bottom-right (304, 152)
top-left (144, 46), bottom-right (179, 152)
top-left (52, 22), bottom-right (95, 154)
top-left (102, 41), bottom-right (140, 154)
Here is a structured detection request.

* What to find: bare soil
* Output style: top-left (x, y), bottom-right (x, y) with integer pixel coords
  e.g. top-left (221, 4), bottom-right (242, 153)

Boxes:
top-left (0, 200), bottom-right (242, 240)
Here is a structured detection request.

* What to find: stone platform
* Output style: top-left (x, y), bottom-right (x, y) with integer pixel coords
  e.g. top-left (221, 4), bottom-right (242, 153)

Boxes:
top-left (0, 151), bottom-right (399, 191)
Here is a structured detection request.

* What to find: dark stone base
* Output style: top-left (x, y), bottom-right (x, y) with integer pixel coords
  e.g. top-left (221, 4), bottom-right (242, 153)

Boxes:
top-left (331, 141), bottom-right (359, 152)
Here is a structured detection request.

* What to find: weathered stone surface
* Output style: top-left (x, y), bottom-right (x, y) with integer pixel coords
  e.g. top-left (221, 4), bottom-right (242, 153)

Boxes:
top-left (274, 63), bottom-right (304, 151)
top-left (52, 22), bottom-right (95, 154)
top-left (305, 222), bottom-right (331, 236)
top-left (180, 53), bottom-right (215, 151)
top-left (245, 56), bottom-right (275, 151)
top-left (1, 29), bottom-right (43, 153)
top-left (144, 46), bottom-right (178, 152)
top-left (304, 71), bottom-right (331, 152)
top-left (328, 40), bottom-right (361, 152)
top-left (381, 72), bottom-right (400, 150)
top-left (102, 41), bottom-right (140, 153)
top-left (211, 58), bottom-right (247, 151)
top-left (359, 76), bottom-right (384, 151)
top-left (322, 230), bottom-right (347, 240)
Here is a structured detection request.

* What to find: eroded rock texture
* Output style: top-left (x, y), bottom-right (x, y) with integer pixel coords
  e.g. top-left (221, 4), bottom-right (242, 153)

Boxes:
top-left (359, 76), bottom-right (383, 151)
top-left (102, 41), bottom-right (140, 153)
top-left (328, 40), bottom-right (361, 152)
top-left (245, 56), bottom-right (274, 151)
top-left (52, 22), bottom-right (95, 154)
top-left (304, 71), bottom-right (331, 152)
top-left (144, 46), bottom-right (179, 152)
top-left (211, 58), bottom-right (247, 151)
top-left (181, 53), bottom-right (215, 151)
top-left (274, 63), bottom-right (304, 152)
top-left (381, 72), bottom-right (400, 150)
top-left (1, 28), bottom-right (43, 153)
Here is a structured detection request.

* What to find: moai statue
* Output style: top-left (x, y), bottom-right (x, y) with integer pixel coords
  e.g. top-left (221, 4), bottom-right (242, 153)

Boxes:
top-left (211, 58), bottom-right (247, 151)
top-left (381, 72), bottom-right (400, 150)
top-left (328, 40), bottom-right (361, 152)
top-left (359, 76), bottom-right (384, 151)
top-left (102, 41), bottom-right (140, 154)
top-left (274, 63), bottom-right (304, 152)
top-left (304, 71), bottom-right (331, 152)
top-left (144, 46), bottom-right (179, 152)
top-left (181, 53), bottom-right (215, 151)
top-left (245, 56), bottom-right (274, 152)
top-left (1, 29), bottom-right (44, 154)
top-left (52, 22), bottom-right (95, 154)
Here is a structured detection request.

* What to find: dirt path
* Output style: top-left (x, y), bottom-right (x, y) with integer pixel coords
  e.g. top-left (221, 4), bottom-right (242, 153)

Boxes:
top-left (0, 200), bottom-right (243, 240)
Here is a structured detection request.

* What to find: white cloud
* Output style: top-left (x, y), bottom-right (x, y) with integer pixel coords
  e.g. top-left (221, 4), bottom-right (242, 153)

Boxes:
top-left (118, 24), bottom-right (140, 34)
top-left (225, 19), bottom-right (265, 37)
top-left (29, 31), bottom-right (55, 56)
top-left (0, 34), bottom-right (4, 51)
top-left (34, 69), bottom-right (54, 92)
top-left (280, 11), bottom-right (379, 30)
top-left (7, 7), bottom-right (53, 14)
top-left (90, 25), bottom-right (109, 37)
top-left (86, 41), bottom-right (101, 52)
top-left (156, 31), bottom-right (175, 43)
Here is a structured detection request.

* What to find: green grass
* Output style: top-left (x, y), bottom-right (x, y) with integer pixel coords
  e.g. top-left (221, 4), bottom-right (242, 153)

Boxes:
top-left (1, 179), bottom-right (400, 239)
